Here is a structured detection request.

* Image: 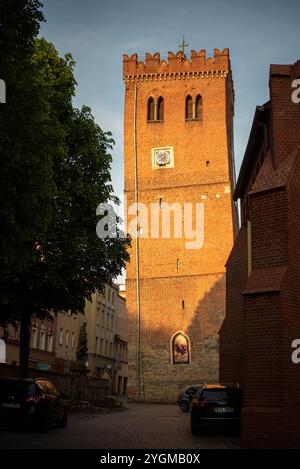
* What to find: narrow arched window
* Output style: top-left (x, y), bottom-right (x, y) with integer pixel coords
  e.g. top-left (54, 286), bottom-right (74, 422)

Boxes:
top-left (171, 331), bottom-right (190, 365)
top-left (195, 94), bottom-right (202, 120)
top-left (185, 95), bottom-right (193, 120)
top-left (157, 96), bottom-right (164, 121)
top-left (147, 97), bottom-right (154, 121)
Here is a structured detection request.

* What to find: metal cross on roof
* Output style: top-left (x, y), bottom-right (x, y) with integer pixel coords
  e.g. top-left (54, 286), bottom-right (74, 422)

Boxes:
top-left (179, 35), bottom-right (189, 55)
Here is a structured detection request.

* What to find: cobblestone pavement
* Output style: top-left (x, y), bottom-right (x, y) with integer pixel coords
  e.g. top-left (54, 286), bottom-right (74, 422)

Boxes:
top-left (0, 404), bottom-right (240, 449)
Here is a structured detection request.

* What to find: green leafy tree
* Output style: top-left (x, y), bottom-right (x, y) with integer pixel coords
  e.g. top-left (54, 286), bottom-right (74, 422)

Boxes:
top-left (0, 0), bottom-right (52, 277)
top-left (0, 2), bottom-right (130, 373)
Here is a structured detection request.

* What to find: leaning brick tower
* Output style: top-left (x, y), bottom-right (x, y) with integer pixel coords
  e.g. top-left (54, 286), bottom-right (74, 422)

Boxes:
top-left (123, 48), bottom-right (238, 402)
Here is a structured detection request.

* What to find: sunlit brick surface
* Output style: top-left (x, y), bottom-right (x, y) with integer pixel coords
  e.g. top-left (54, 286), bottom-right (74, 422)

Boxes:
top-left (123, 49), bottom-right (237, 401)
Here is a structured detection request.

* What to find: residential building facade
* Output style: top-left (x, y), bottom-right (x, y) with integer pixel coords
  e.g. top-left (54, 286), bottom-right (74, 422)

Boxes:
top-left (83, 283), bottom-right (128, 395)
top-left (0, 317), bottom-right (57, 371)
top-left (0, 282), bottom-right (128, 393)
top-left (55, 312), bottom-right (79, 374)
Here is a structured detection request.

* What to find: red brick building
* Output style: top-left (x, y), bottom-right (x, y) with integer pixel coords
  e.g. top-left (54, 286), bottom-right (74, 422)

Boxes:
top-left (123, 48), bottom-right (238, 401)
top-left (220, 59), bottom-right (300, 448)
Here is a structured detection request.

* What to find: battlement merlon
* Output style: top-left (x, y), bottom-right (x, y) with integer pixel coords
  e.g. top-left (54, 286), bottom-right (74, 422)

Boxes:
top-left (122, 48), bottom-right (231, 79)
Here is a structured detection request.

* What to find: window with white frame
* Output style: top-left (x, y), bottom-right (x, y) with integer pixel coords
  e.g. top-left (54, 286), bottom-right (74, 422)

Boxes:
top-left (39, 329), bottom-right (46, 351)
top-left (47, 331), bottom-right (53, 352)
top-left (31, 326), bottom-right (38, 349)
top-left (59, 328), bottom-right (64, 346)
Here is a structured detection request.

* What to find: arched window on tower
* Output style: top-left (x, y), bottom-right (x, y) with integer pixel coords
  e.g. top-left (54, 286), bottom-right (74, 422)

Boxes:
top-left (147, 97), bottom-right (154, 121)
top-left (185, 95), bottom-right (193, 120)
top-left (195, 94), bottom-right (202, 120)
top-left (157, 96), bottom-right (164, 121)
top-left (171, 331), bottom-right (190, 365)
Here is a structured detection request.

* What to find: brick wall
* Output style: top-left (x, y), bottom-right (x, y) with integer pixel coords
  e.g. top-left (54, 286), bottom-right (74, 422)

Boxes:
top-left (270, 61), bottom-right (300, 169)
top-left (219, 226), bottom-right (248, 385)
top-left (221, 59), bottom-right (300, 448)
top-left (124, 49), bottom-right (237, 401)
top-left (127, 274), bottom-right (226, 401)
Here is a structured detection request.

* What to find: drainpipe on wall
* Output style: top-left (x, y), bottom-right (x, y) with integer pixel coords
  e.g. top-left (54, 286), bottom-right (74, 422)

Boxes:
top-left (133, 83), bottom-right (142, 402)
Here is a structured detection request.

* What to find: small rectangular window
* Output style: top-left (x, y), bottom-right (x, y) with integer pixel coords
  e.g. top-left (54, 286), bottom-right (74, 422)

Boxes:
top-left (31, 327), bottom-right (38, 349)
top-left (185, 96), bottom-right (193, 120)
top-left (147, 98), bottom-right (154, 121)
top-left (71, 332), bottom-right (76, 348)
top-left (47, 333), bottom-right (53, 352)
top-left (157, 97), bottom-right (164, 121)
top-left (195, 95), bottom-right (202, 120)
top-left (59, 328), bottom-right (64, 346)
top-left (39, 330), bottom-right (46, 351)
top-left (65, 330), bottom-right (69, 347)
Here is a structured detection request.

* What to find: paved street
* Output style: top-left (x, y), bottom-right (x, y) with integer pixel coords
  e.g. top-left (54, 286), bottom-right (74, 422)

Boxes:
top-left (0, 404), bottom-right (240, 449)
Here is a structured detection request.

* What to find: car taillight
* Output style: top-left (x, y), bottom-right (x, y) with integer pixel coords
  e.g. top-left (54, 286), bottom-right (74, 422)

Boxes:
top-left (26, 395), bottom-right (42, 403)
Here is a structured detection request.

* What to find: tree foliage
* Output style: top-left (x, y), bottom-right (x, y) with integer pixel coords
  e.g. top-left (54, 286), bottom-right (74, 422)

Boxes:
top-left (0, 1), bottom-right (130, 364)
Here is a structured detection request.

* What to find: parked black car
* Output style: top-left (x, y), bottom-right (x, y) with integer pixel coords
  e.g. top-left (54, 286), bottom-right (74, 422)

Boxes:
top-left (0, 378), bottom-right (69, 432)
top-left (178, 385), bottom-right (201, 412)
top-left (190, 384), bottom-right (243, 434)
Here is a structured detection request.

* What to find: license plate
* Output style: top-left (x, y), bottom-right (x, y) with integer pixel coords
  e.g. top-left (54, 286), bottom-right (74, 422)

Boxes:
top-left (1, 403), bottom-right (21, 409)
top-left (214, 406), bottom-right (234, 413)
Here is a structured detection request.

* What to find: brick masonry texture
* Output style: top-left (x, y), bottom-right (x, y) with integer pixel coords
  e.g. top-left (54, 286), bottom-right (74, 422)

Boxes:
top-left (123, 48), bottom-right (237, 402)
top-left (219, 59), bottom-right (300, 448)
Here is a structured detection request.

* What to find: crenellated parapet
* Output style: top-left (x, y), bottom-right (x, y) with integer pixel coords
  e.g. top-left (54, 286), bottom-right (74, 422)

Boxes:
top-left (123, 48), bottom-right (231, 83)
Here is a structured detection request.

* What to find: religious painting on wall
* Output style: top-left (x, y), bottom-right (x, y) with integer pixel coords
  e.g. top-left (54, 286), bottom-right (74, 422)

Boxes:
top-left (172, 332), bottom-right (190, 365)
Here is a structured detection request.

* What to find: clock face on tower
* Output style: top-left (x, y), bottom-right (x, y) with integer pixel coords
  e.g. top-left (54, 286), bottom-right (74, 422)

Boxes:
top-left (152, 146), bottom-right (174, 169)
top-left (155, 149), bottom-right (171, 166)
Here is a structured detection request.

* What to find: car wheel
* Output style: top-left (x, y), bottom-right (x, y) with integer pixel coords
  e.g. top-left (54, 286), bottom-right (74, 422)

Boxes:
top-left (180, 401), bottom-right (189, 412)
top-left (57, 409), bottom-right (68, 428)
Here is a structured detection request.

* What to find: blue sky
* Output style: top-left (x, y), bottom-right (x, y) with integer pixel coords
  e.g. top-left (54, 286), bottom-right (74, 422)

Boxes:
top-left (41, 0), bottom-right (300, 199)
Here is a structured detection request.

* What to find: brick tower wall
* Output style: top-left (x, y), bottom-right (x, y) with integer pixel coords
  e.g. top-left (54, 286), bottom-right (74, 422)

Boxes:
top-left (123, 49), bottom-right (237, 402)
